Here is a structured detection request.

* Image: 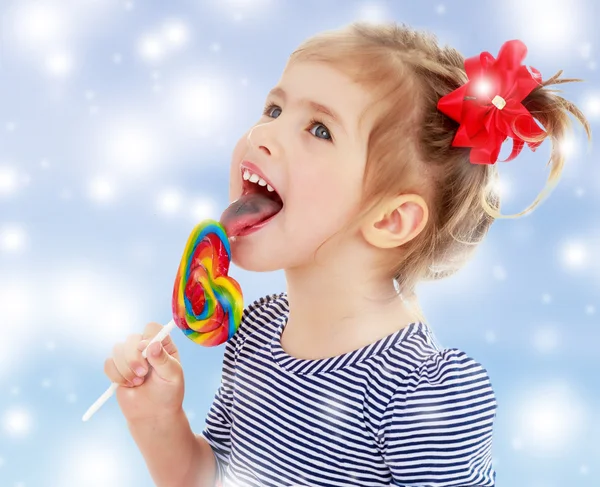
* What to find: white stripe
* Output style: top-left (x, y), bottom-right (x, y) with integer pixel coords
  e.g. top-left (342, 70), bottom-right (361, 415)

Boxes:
top-left (201, 294), bottom-right (497, 487)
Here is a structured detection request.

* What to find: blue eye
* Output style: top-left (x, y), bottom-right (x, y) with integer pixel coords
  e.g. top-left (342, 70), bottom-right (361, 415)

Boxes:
top-left (262, 103), bottom-right (334, 142)
top-left (309, 122), bottom-right (331, 141)
top-left (264, 104), bottom-right (282, 118)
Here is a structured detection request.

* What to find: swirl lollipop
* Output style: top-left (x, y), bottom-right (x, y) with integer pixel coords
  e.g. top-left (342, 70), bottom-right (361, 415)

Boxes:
top-left (172, 220), bottom-right (243, 345)
top-left (82, 219), bottom-right (243, 421)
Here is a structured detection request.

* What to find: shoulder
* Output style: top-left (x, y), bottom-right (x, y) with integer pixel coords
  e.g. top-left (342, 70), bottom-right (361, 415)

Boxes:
top-left (383, 347), bottom-right (497, 424)
top-left (239, 292), bottom-right (288, 334)
top-left (409, 347), bottom-right (495, 391)
top-left (242, 292), bottom-right (288, 322)
top-left (226, 292), bottom-right (288, 352)
top-left (379, 347), bottom-right (498, 486)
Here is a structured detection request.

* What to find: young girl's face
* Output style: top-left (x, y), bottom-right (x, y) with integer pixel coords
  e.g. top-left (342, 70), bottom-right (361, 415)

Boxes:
top-left (226, 60), bottom-right (374, 272)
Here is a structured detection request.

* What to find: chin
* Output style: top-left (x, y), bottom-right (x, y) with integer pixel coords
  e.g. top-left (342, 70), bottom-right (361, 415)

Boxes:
top-left (230, 239), bottom-right (286, 273)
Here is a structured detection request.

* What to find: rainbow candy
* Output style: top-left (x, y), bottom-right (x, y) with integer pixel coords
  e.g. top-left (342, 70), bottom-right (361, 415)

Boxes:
top-left (82, 219), bottom-right (244, 422)
top-left (172, 220), bottom-right (243, 346)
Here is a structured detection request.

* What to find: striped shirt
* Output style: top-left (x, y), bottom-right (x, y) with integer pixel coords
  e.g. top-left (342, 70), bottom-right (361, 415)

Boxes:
top-left (202, 293), bottom-right (497, 486)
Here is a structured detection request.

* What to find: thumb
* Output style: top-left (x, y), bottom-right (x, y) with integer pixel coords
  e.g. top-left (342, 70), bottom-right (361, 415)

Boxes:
top-left (145, 341), bottom-right (182, 382)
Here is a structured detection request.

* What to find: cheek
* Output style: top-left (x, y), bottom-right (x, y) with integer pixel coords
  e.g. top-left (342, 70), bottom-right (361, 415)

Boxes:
top-left (228, 134), bottom-right (248, 199)
top-left (290, 170), bottom-right (363, 223)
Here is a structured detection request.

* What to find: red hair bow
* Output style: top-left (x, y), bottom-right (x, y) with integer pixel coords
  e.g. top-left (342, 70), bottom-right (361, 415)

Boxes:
top-left (437, 40), bottom-right (546, 165)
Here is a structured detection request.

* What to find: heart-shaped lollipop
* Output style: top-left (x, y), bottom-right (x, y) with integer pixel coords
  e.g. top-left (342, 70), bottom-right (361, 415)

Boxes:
top-left (172, 220), bottom-right (243, 346)
top-left (83, 219), bottom-right (243, 422)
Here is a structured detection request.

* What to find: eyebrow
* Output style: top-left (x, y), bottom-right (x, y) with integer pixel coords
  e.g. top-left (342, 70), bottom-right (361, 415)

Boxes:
top-left (267, 86), bottom-right (347, 134)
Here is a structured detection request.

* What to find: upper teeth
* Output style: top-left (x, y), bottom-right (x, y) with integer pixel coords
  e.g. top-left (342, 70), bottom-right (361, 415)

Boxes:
top-left (243, 169), bottom-right (274, 192)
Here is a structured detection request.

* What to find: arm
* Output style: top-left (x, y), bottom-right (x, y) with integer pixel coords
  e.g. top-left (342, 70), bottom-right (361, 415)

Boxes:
top-left (132, 296), bottom-right (263, 486)
top-left (380, 349), bottom-right (498, 487)
top-left (128, 408), bottom-right (217, 487)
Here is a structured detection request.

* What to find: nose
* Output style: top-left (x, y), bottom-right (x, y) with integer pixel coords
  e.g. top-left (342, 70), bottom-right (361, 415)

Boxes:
top-left (246, 123), bottom-right (281, 157)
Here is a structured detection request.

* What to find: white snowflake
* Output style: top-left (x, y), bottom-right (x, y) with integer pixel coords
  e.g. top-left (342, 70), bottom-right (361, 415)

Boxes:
top-left (514, 381), bottom-right (587, 454)
top-left (0, 282), bottom-right (31, 378)
top-left (167, 74), bottom-right (232, 137)
top-left (58, 439), bottom-right (134, 487)
top-left (560, 240), bottom-right (588, 269)
top-left (502, 0), bottom-right (581, 54)
top-left (484, 330), bottom-right (497, 344)
top-left (45, 51), bottom-right (74, 77)
top-left (12, 2), bottom-right (67, 50)
top-left (190, 197), bottom-right (216, 222)
top-left (582, 93), bottom-right (600, 120)
top-left (492, 265), bottom-right (507, 281)
top-left (2, 407), bottom-right (33, 438)
top-left (0, 225), bottom-right (28, 253)
top-left (162, 19), bottom-right (189, 48)
top-left (157, 188), bottom-right (184, 215)
top-left (88, 177), bottom-right (116, 203)
top-left (50, 267), bottom-right (143, 352)
top-left (357, 3), bottom-right (389, 23)
top-left (532, 326), bottom-right (560, 354)
top-left (579, 42), bottom-right (592, 58)
top-left (0, 166), bottom-right (18, 196)
top-left (101, 118), bottom-right (164, 177)
top-left (138, 35), bottom-right (165, 62)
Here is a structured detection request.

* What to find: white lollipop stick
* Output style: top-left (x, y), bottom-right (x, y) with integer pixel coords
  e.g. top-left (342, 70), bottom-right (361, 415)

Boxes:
top-left (82, 319), bottom-right (177, 422)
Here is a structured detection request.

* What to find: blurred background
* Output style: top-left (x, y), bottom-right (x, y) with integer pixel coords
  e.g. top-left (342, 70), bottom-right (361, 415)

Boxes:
top-left (0, 0), bottom-right (598, 486)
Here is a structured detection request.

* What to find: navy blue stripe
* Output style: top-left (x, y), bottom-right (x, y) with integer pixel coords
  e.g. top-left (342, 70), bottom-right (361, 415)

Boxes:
top-left (202, 293), bottom-right (497, 486)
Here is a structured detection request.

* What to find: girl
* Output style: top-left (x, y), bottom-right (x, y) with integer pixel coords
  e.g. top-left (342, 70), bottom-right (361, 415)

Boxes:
top-left (105, 22), bottom-right (590, 487)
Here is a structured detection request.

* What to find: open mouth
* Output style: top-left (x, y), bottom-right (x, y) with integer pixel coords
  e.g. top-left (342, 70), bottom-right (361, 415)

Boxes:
top-left (219, 166), bottom-right (284, 238)
top-left (240, 168), bottom-right (284, 206)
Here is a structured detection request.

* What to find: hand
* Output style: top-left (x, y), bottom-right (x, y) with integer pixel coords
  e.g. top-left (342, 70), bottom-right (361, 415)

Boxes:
top-left (104, 322), bottom-right (185, 422)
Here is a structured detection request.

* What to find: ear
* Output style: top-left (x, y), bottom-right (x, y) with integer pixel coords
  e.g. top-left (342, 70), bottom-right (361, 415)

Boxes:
top-left (361, 194), bottom-right (429, 249)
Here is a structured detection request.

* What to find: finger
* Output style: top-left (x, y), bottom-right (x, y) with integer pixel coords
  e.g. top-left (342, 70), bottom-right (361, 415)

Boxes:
top-left (112, 342), bottom-right (142, 386)
top-left (145, 341), bottom-right (182, 382)
top-left (124, 334), bottom-right (148, 378)
top-left (138, 338), bottom-right (178, 361)
top-left (142, 322), bottom-right (177, 352)
top-left (104, 357), bottom-right (134, 387)
top-left (142, 322), bottom-right (163, 340)
top-left (162, 338), bottom-right (178, 357)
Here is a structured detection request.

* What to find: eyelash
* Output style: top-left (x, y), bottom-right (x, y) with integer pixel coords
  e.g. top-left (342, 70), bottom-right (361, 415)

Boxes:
top-left (262, 102), bottom-right (334, 143)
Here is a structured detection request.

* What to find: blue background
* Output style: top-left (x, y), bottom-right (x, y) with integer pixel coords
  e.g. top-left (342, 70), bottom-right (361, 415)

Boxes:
top-left (0, 0), bottom-right (598, 486)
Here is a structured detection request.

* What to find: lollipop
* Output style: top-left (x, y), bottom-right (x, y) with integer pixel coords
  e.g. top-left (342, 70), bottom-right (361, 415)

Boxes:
top-left (172, 220), bottom-right (242, 346)
top-left (82, 219), bottom-right (243, 422)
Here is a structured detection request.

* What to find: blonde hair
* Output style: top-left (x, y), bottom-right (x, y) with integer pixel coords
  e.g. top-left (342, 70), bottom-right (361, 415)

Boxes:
top-left (289, 22), bottom-right (591, 295)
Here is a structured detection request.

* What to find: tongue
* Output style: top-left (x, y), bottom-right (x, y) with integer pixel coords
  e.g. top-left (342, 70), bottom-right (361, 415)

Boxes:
top-left (220, 192), bottom-right (283, 237)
